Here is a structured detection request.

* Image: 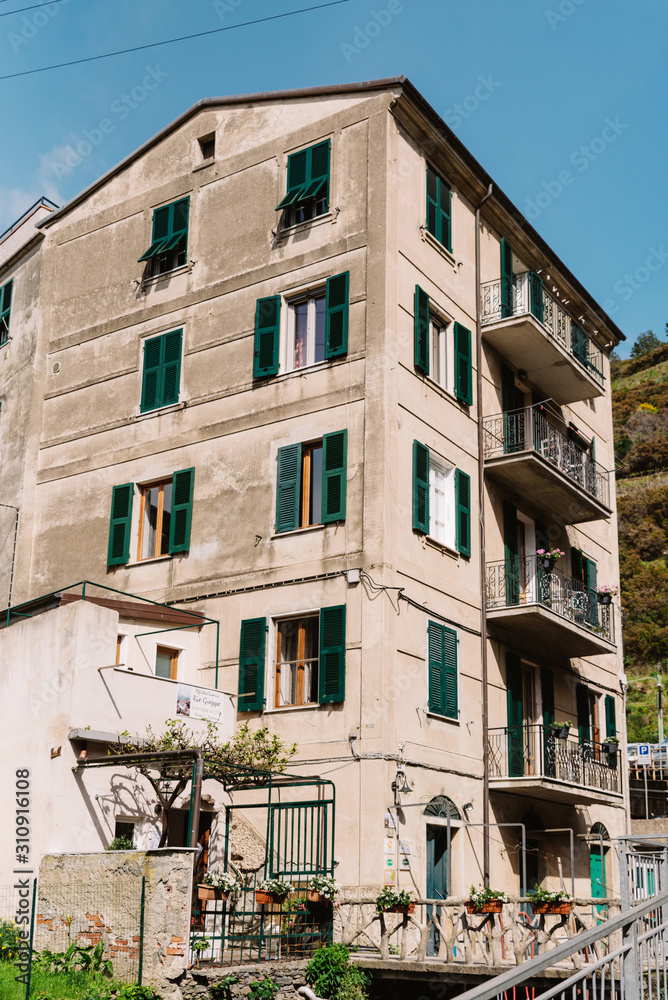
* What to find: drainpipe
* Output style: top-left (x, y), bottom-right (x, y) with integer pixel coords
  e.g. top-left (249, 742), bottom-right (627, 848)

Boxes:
top-left (475, 183), bottom-right (494, 886)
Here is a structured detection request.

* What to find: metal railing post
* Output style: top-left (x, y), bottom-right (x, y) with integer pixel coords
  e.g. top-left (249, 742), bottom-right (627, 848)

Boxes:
top-left (24, 877), bottom-right (37, 1000)
top-left (138, 875), bottom-right (146, 985)
top-left (622, 915), bottom-right (640, 1000)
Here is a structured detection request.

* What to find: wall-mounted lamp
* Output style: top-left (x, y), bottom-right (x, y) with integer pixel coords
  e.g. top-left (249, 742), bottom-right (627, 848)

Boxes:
top-left (518, 369), bottom-right (528, 382)
top-left (391, 764), bottom-right (411, 805)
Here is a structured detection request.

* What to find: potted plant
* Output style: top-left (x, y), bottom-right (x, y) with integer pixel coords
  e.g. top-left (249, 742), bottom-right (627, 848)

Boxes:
top-left (595, 585), bottom-right (619, 606)
top-left (536, 547), bottom-right (565, 573)
top-left (375, 887), bottom-right (415, 915)
top-left (255, 878), bottom-right (292, 906)
top-left (307, 874), bottom-right (340, 904)
top-left (549, 720), bottom-right (572, 740)
top-left (602, 735), bottom-right (619, 763)
top-left (191, 936), bottom-right (210, 968)
top-left (198, 870), bottom-right (238, 902)
top-left (527, 888), bottom-right (573, 914)
top-left (465, 886), bottom-right (509, 914)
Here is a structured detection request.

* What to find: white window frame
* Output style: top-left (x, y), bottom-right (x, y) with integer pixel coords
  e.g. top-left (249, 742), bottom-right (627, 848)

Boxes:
top-left (428, 457), bottom-right (455, 549)
top-left (430, 314), bottom-right (454, 393)
top-left (283, 286), bottom-right (327, 374)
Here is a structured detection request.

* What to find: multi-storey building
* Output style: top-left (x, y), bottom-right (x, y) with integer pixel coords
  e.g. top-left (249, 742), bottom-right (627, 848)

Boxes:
top-left (0, 78), bottom-right (626, 908)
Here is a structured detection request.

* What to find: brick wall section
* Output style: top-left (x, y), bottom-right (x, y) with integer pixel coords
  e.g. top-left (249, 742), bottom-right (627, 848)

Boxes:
top-left (37, 850), bottom-right (193, 980)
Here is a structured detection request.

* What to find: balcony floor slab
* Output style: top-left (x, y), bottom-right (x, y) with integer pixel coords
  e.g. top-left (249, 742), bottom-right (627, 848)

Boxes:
top-left (489, 775), bottom-right (624, 806)
top-left (487, 603), bottom-right (616, 659)
top-left (482, 314), bottom-right (604, 404)
top-left (485, 451), bottom-right (611, 524)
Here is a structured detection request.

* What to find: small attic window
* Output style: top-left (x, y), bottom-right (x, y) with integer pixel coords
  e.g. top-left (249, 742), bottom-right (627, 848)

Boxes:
top-left (198, 133), bottom-right (215, 161)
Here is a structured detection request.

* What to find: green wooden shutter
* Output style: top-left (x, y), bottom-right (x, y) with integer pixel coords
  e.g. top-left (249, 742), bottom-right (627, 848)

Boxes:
top-left (590, 848), bottom-right (605, 909)
top-left (585, 558), bottom-right (598, 626)
top-left (412, 441), bottom-right (430, 534)
top-left (503, 501), bottom-right (519, 605)
top-left (577, 683), bottom-right (590, 743)
top-left (0, 280), bottom-right (12, 343)
top-left (254, 296), bottom-right (281, 377)
top-left (325, 271), bottom-right (349, 359)
top-left (169, 468), bottom-right (194, 553)
top-left (426, 164), bottom-right (439, 239)
top-left (414, 285), bottom-right (430, 375)
top-left (572, 547), bottom-right (584, 582)
top-left (454, 322), bottom-right (472, 404)
top-left (319, 605), bottom-right (345, 704)
top-left (276, 443), bottom-right (301, 533)
top-left (455, 468), bottom-right (471, 557)
top-left (605, 695), bottom-right (617, 739)
top-left (141, 336), bottom-right (163, 412)
top-left (238, 618), bottom-right (266, 712)
top-left (502, 365), bottom-right (518, 453)
top-left (530, 272), bottom-right (544, 321)
top-left (304, 139), bottom-right (330, 203)
top-left (161, 329), bottom-right (182, 406)
top-left (427, 622), bottom-right (444, 715)
top-left (440, 180), bottom-right (452, 251)
top-left (535, 521), bottom-right (549, 604)
top-left (541, 666), bottom-right (555, 777)
top-left (442, 625), bottom-right (458, 718)
top-left (107, 483), bottom-right (134, 566)
top-left (506, 653), bottom-right (524, 777)
top-left (322, 430), bottom-right (347, 523)
top-left (500, 238), bottom-right (513, 318)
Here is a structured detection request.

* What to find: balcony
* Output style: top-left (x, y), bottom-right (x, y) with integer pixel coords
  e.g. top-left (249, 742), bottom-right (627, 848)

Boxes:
top-left (483, 404), bottom-right (611, 524)
top-left (486, 555), bottom-right (616, 658)
top-left (488, 724), bottom-right (622, 803)
top-left (481, 271), bottom-right (605, 404)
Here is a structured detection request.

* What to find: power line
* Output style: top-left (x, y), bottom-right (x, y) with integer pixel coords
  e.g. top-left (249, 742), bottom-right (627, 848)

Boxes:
top-left (0, 0), bottom-right (353, 81)
top-left (0, 0), bottom-right (73, 16)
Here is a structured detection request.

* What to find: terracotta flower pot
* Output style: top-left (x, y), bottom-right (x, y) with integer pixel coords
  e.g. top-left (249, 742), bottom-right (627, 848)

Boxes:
top-left (198, 885), bottom-right (228, 902)
top-left (388, 902), bottom-right (415, 914)
top-left (307, 890), bottom-right (326, 903)
top-left (255, 890), bottom-right (273, 905)
top-left (466, 899), bottom-right (503, 914)
top-left (531, 901), bottom-right (572, 915)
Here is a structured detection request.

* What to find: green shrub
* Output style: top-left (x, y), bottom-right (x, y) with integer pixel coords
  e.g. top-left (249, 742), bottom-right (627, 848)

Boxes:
top-left (0, 919), bottom-right (21, 962)
top-left (336, 966), bottom-right (370, 1000)
top-left (105, 836), bottom-right (135, 851)
top-left (248, 977), bottom-right (279, 999)
top-left (306, 944), bottom-right (352, 998)
top-left (210, 974), bottom-right (239, 999)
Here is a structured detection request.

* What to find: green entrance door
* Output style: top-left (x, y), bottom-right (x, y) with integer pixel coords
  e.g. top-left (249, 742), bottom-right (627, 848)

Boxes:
top-left (426, 825), bottom-right (448, 956)
top-left (590, 847), bottom-right (606, 916)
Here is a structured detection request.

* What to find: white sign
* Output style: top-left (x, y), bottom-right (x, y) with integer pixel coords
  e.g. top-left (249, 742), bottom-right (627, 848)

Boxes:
top-left (638, 744), bottom-right (651, 762)
top-left (399, 840), bottom-right (411, 855)
top-left (384, 838), bottom-right (395, 854)
top-left (176, 683), bottom-right (226, 723)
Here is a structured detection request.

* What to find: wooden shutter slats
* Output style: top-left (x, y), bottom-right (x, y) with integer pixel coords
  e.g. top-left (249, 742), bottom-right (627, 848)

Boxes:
top-left (454, 322), bottom-right (472, 404)
top-left (325, 271), bottom-right (349, 359)
top-left (322, 430), bottom-right (347, 523)
top-left (254, 296), bottom-right (281, 377)
top-left (169, 468), bottom-right (194, 553)
top-left (413, 441), bottom-right (430, 534)
top-left (238, 617), bottom-right (266, 712)
top-left (414, 285), bottom-right (430, 375)
top-left (276, 443), bottom-right (301, 533)
top-left (318, 604), bottom-right (345, 704)
top-left (455, 468), bottom-right (471, 557)
top-left (107, 483), bottom-right (134, 566)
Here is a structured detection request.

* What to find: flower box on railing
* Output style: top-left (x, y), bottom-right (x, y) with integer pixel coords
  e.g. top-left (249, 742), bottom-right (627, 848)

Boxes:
top-left (388, 902), bottom-right (416, 915)
top-left (466, 899), bottom-right (503, 914)
top-left (531, 901), bottom-right (572, 915)
top-left (197, 884), bottom-right (228, 902)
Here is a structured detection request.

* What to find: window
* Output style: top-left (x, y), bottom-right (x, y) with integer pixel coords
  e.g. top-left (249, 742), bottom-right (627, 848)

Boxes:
top-left (412, 441), bottom-right (470, 556)
top-left (198, 133), bottom-right (215, 160)
top-left (238, 605), bottom-right (346, 712)
top-left (0, 280), bottom-right (12, 345)
top-left (138, 479), bottom-right (172, 559)
top-left (426, 164), bottom-right (452, 251)
top-left (276, 140), bottom-right (330, 226)
top-left (253, 272), bottom-right (349, 378)
top-left (427, 621), bottom-right (458, 719)
top-left (413, 286), bottom-right (471, 402)
top-left (275, 615), bottom-right (319, 707)
top-left (115, 634), bottom-right (128, 665)
top-left (114, 820), bottom-right (136, 843)
top-left (107, 468), bottom-right (194, 566)
top-left (156, 645), bottom-right (178, 679)
top-left (138, 197), bottom-right (189, 275)
top-left (140, 330), bottom-right (182, 412)
top-left (275, 431), bottom-right (346, 533)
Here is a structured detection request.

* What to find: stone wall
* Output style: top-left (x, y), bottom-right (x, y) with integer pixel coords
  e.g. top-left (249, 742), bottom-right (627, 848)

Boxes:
top-left (156, 959), bottom-right (311, 999)
top-left (37, 849), bottom-right (193, 981)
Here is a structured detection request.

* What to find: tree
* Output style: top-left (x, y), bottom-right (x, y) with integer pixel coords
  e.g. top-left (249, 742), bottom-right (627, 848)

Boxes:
top-left (111, 720), bottom-right (297, 847)
top-left (631, 330), bottom-right (664, 358)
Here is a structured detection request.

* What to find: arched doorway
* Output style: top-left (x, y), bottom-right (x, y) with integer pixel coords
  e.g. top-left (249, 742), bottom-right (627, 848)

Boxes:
top-left (424, 797), bottom-right (461, 956)
top-left (589, 823), bottom-right (610, 914)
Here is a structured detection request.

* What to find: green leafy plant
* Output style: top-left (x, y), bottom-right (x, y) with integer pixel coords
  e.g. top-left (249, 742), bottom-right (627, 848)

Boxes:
top-left (0, 919), bottom-right (21, 961)
top-left (113, 987), bottom-right (161, 1000)
top-left (467, 885), bottom-right (509, 910)
top-left (531, 889), bottom-right (570, 905)
top-left (309, 874), bottom-right (341, 901)
top-left (336, 965), bottom-right (370, 1000)
top-left (549, 720), bottom-right (572, 729)
top-left (105, 835), bottom-right (134, 851)
top-left (209, 974), bottom-right (239, 999)
top-left (34, 942), bottom-right (113, 977)
top-left (374, 887), bottom-right (413, 914)
top-left (306, 944), bottom-right (352, 998)
top-left (603, 735), bottom-right (620, 745)
top-left (249, 976), bottom-right (279, 999)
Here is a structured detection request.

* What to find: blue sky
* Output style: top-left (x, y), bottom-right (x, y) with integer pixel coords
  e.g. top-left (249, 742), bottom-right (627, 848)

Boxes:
top-left (1, 0), bottom-right (665, 355)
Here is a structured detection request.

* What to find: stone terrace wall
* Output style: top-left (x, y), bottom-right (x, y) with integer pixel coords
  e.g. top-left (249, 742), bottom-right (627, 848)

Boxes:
top-left (37, 850), bottom-right (193, 981)
top-left (157, 960), bottom-right (311, 999)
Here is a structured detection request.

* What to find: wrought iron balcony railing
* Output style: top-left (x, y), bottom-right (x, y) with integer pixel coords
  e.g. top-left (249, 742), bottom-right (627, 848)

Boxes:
top-left (482, 404), bottom-right (611, 508)
top-left (481, 270), bottom-right (605, 388)
top-left (489, 724), bottom-right (621, 794)
top-left (486, 554), bottom-right (615, 643)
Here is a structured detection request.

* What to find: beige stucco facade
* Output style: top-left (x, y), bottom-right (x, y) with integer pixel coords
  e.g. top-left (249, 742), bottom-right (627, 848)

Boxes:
top-left (0, 79), bottom-right (626, 904)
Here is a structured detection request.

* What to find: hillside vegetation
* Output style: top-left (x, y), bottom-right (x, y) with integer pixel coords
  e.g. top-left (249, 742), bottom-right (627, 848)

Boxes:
top-left (613, 345), bottom-right (668, 740)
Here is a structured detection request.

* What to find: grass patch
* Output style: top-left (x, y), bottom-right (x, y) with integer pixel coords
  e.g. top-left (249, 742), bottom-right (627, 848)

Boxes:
top-left (0, 959), bottom-right (123, 999)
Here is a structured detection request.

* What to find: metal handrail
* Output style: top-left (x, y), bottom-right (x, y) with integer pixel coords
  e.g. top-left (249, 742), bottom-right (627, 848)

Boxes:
top-left (480, 270), bottom-right (605, 387)
top-left (452, 887), bottom-right (668, 1000)
top-left (482, 404), bottom-right (611, 508)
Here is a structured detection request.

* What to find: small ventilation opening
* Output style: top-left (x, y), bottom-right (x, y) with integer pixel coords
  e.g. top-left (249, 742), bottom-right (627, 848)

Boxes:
top-left (198, 133), bottom-right (215, 161)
